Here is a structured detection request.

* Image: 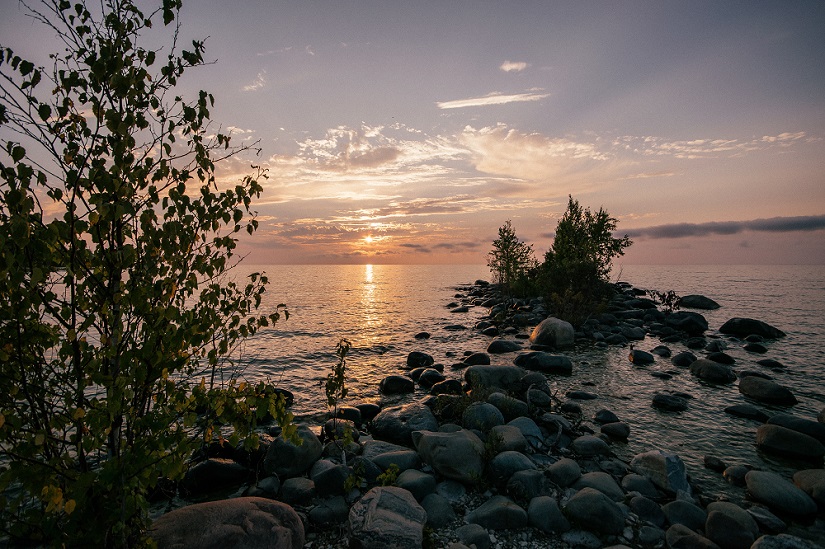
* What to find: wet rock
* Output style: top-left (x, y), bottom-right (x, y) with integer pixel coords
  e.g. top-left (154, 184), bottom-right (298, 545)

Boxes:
top-left (487, 339), bottom-right (522, 354)
top-left (601, 421), bottom-right (631, 440)
top-left (629, 495), bottom-right (666, 527)
top-left (395, 469), bottom-right (436, 502)
top-left (421, 493), bottom-right (456, 528)
top-left (767, 412), bottom-right (825, 444)
top-left (629, 347), bottom-right (655, 364)
top-left (652, 393), bottom-right (688, 412)
top-left (413, 331), bottom-right (430, 340)
top-left (573, 471), bottom-right (624, 501)
top-left (739, 376), bottom-right (798, 405)
top-left (412, 429), bottom-right (484, 484)
top-left (680, 295), bottom-right (720, 310)
top-left (371, 402), bottom-right (439, 445)
top-left (720, 317), bottom-right (786, 339)
top-left (465, 495), bottom-right (528, 530)
top-left (651, 345), bottom-right (672, 357)
top-left (630, 450), bottom-right (690, 494)
top-left (462, 401), bottom-right (505, 432)
top-left (594, 409), bottom-right (620, 424)
top-left (463, 352), bottom-right (491, 365)
top-left (356, 403), bottom-right (381, 422)
top-left (430, 378), bottom-right (463, 395)
top-left (745, 470), bottom-right (818, 516)
top-left (662, 500), bottom-right (707, 532)
top-left (487, 392), bottom-right (528, 421)
top-left (724, 404), bottom-right (769, 422)
top-left (685, 337), bottom-right (707, 350)
top-left (563, 487), bottom-right (625, 535)
top-left (793, 469), bottom-right (825, 506)
top-left (706, 351), bottom-right (735, 364)
top-left (671, 351), bottom-right (698, 367)
top-left (566, 390), bottom-right (598, 400)
top-left (665, 311), bottom-right (709, 336)
top-left (407, 351), bottom-right (434, 369)
top-left (723, 464), bottom-right (752, 487)
top-left (379, 375), bottom-right (415, 395)
top-left (689, 358), bottom-right (736, 383)
top-left (571, 435), bottom-right (610, 457)
top-left (464, 364), bottom-right (523, 391)
top-left (150, 497), bottom-right (304, 549)
top-left (744, 342), bottom-right (769, 353)
top-left (529, 317), bottom-right (575, 348)
top-left (703, 456), bottom-right (727, 472)
top-left (705, 502), bottom-right (759, 549)
top-left (514, 351), bottom-right (573, 375)
top-left (547, 457), bottom-right (581, 487)
top-left (348, 486), bottom-right (427, 549)
top-left (756, 424), bottom-right (825, 460)
top-left (417, 369), bottom-right (446, 389)
top-left (264, 425), bottom-right (323, 478)
top-left (621, 473), bottom-right (659, 499)
top-left (665, 523), bottom-right (720, 549)
top-left (528, 495), bottom-right (570, 533)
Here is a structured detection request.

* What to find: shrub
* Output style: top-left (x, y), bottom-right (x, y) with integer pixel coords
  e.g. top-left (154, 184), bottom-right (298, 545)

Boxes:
top-left (487, 220), bottom-right (537, 297)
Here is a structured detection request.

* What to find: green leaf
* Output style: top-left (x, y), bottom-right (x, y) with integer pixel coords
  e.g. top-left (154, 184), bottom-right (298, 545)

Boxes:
top-left (11, 145), bottom-right (25, 162)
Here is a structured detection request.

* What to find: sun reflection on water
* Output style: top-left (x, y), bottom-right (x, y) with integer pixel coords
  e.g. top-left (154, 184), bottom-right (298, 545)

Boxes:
top-left (360, 264), bottom-right (381, 335)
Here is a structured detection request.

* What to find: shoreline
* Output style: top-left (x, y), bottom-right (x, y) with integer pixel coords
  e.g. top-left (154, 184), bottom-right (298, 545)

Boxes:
top-left (150, 279), bottom-right (825, 548)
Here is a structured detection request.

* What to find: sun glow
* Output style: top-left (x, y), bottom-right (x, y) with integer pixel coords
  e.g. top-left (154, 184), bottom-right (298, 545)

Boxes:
top-left (364, 235), bottom-right (374, 244)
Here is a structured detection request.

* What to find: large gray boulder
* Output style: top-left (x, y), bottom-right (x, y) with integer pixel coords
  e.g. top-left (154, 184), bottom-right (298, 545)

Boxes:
top-left (563, 487), bottom-right (625, 535)
top-left (630, 450), bottom-right (690, 494)
top-left (412, 429), bottom-right (485, 484)
top-left (720, 317), bottom-right (785, 338)
top-left (151, 497), bottom-right (304, 549)
top-left (348, 487), bottom-right (427, 549)
top-left (573, 471), bottom-right (624, 502)
top-left (704, 502), bottom-right (759, 549)
top-left (528, 496), bottom-right (570, 534)
top-left (739, 377), bottom-right (798, 405)
top-left (745, 471), bottom-right (818, 516)
top-left (767, 413), bottom-right (825, 444)
top-left (264, 424), bottom-right (323, 477)
top-left (689, 358), bottom-right (736, 383)
top-left (462, 401), bottom-right (505, 432)
top-left (371, 402), bottom-right (439, 445)
top-left (529, 317), bottom-right (574, 348)
top-left (756, 424), bottom-right (824, 460)
top-left (488, 451), bottom-right (536, 484)
top-left (680, 294), bottom-right (720, 310)
top-left (465, 495), bottom-right (528, 530)
top-left (513, 351), bottom-right (573, 375)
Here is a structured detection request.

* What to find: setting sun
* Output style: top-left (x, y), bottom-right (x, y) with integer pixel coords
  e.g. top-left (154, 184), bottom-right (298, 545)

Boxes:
top-left (364, 235), bottom-right (374, 244)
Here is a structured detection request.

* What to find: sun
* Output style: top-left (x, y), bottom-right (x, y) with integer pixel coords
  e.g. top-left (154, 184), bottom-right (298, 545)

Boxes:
top-left (364, 235), bottom-right (374, 244)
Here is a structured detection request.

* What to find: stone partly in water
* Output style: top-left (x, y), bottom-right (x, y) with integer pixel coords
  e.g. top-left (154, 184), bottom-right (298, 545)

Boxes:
top-left (150, 497), bottom-right (305, 549)
top-left (513, 351), bottom-right (573, 375)
top-left (745, 471), bottom-right (818, 517)
top-left (486, 339), bottom-right (522, 354)
top-left (652, 393), bottom-right (688, 412)
top-left (379, 375), bottom-right (415, 395)
top-left (679, 294), bottom-right (721, 310)
top-left (371, 402), bottom-right (439, 445)
top-left (756, 424), bottom-right (824, 460)
top-left (719, 317), bottom-right (786, 339)
top-left (689, 358), bottom-right (736, 384)
top-left (766, 413), bottom-right (825, 443)
top-left (630, 450), bottom-right (691, 495)
top-left (793, 469), bottom-right (825, 506)
top-left (739, 376), bottom-right (798, 405)
top-left (665, 311), bottom-right (709, 336)
top-left (464, 365), bottom-right (523, 391)
top-left (724, 404), bottom-right (770, 423)
top-left (348, 486), bottom-right (427, 549)
top-left (528, 317), bottom-right (575, 348)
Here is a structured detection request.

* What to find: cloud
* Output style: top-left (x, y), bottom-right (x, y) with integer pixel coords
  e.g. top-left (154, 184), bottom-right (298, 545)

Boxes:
top-left (500, 60), bottom-right (528, 72)
top-left (242, 70), bottom-right (267, 92)
top-left (614, 132), bottom-right (809, 159)
top-left (628, 215), bottom-right (825, 239)
top-left (437, 91), bottom-right (550, 109)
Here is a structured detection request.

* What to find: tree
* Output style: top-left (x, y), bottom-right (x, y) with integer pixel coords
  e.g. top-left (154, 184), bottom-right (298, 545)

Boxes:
top-left (487, 220), bottom-right (537, 296)
top-left (0, 1), bottom-right (292, 546)
top-left (540, 196), bottom-right (631, 322)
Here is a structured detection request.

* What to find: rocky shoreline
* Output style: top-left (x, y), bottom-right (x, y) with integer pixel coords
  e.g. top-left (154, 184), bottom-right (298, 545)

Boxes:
top-left (150, 280), bottom-right (825, 549)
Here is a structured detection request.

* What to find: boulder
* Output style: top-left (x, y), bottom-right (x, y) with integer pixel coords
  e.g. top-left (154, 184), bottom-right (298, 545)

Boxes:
top-left (680, 294), bottom-right (720, 310)
top-left (756, 424), bottom-right (824, 461)
top-left (455, 524), bottom-right (490, 549)
top-left (621, 473), bottom-right (659, 499)
top-left (547, 457), bottom-right (581, 487)
top-left (689, 358), bottom-right (736, 383)
top-left (487, 339), bottom-right (522, 354)
top-left (601, 422), bottom-right (631, 440)
top-left (665, 311), bottom-right (709, 336)
top-left (671, 351), bottom-right (697, 367)
top-left (417, 369), bottom-right (446, 389)
top-left (412, 429), bottom-right (485, 484)
top-left (487, 392), bottom-right (528, 421)
top-left (630, 450), bottom-right (690, 494)
top-left (705, 502), bottom-right (759, 549)
top-left (506, 469), bottom-right (556, 501)
top-left (488, 451), bottom-right (537, 484)
top-left (652, 393), bottom-right (688, 412)
top-left (662, 500), bottom-right (707, 533)
top-left (407, 351), bottom-right (434, 369)
top-left (767, 413), bottom-right (825, 443)
top-left (490, 424), bottom-right (528, 453)
top-left (629, 348), bottom-right (655, 365)
top-left (465, 495), bottom-right (528, 530)
top-left (792, 469), bottom-right (825, 506)
top-left (421, 493), bottom-right (456, 528)
top-left (724, 404), bottom-right (769, 422)
top-left (264, 425), bottom-right (323, 477)
top-left (594, 409), bottom-right (620, 424)
top-left (462, 401), bottom-right (505, 432)
top-left (571, 435), bottom-right (610, 457)
top-left (529, 317), bottom-right (575, 348)
top-left (751, 534), bottom-right (823, 549)
top-left (513, 351), bottom-right (573, 375)
top-left (463, 352), bottom-right (491, 365)
top-left (394, 469), bottom-right (436, 502)
top-left (430, 378), bottom-right (463, 396)
top-left (528, 496), bottom-right (570, 534)
top-left (371, 402), bottom-right (439, 445)
top-left (464, 365), bottom-right (523, 391)
top-left (348, 487), bottom-right (427, 549)
top-left (629, 495), bottom-right (666, 528)
top-left (719, 318), bottom-right (786, 339)
top-left (280, 477), bottom-right (315, 505)
top-left (665, 524), bottom-right (720, 549)
top-left (745, 471), bottom-right (818, 516)
top-left (310, 460), bottom-right (351, 497)
top-left (573, 471), bottom-right (624, 501)
top-left (371, 450), bottom-right (421, 472)
top-left (739, 376), bottom-right (797, 405)
top-left (563, 487), bottom-right (625, 535)
top-left (308, 496), bottom-right (349, 527)
top-left (180, 458), bottom-right (249, 497)
top-left (150, 497), bottom-right (304, 549)
top-left (379, 375), bottom-right (415, 395)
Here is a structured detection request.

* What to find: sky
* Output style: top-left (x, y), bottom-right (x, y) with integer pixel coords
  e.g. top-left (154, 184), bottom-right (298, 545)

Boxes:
top-left (1, 1), bottom-right (824, 265)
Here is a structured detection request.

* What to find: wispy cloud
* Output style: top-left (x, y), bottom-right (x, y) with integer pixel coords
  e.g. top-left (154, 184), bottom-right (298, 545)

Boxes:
top-left (628, 215), bottom-right (825, 239)
top-left (437, 91), bottom-right (550, 109)
top-left (500, 60), bottom-right (528, 72)
top-left (242, 70), bottom-right (267, 92)
top-left (614, 132), bottom-right (810, 159)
